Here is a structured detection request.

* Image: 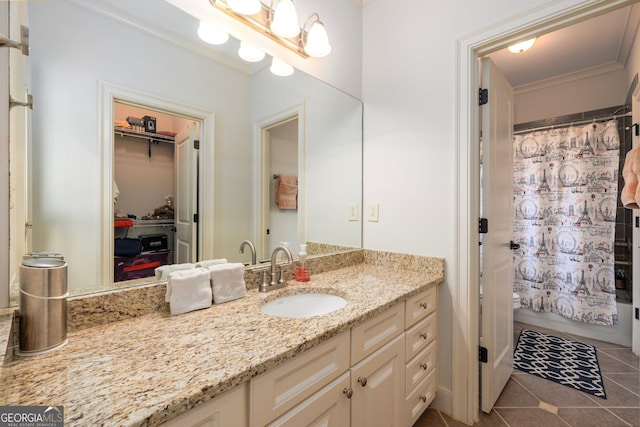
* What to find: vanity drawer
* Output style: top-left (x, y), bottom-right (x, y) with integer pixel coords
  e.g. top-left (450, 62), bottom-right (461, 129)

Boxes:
top-left (405, 369), bottom-right (436, 427)
top-left (405, 287), bottom-right (436, 328)
top-left (250, 332), bottom-right (350, 427)
top-left (405, 312), bottom-right (436, 362)
top-left (405, 341), bottom-right (436, 396)
top-left (351, 304), bottom-right (404, 365)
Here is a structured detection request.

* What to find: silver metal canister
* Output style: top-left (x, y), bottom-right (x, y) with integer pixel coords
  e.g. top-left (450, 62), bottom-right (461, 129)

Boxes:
top-left (18, 258), bottom-right (68, 355)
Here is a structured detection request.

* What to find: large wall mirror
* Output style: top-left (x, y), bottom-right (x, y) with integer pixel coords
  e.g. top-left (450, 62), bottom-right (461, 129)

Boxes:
top-left (6, 0), bottom-right (362, 305)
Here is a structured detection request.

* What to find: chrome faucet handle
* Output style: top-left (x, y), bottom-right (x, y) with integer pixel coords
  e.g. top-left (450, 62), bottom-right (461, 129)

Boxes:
top-left (278, 265), bottom-right (286, 285)
top-left (259, 269), bottom-right (270, 292)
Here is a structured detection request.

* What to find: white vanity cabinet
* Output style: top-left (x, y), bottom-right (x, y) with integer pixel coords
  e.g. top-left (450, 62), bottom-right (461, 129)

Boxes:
top-left (160, 383), bottom-right (247, 427)
top-left (164, 286), bottom-right (438, 427)
top-left (403, 287), bottom-right (437, 426)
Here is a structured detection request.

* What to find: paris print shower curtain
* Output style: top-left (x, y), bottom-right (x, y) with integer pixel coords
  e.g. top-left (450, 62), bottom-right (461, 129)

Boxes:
top-left (512, 120), bottom-right (620, 326)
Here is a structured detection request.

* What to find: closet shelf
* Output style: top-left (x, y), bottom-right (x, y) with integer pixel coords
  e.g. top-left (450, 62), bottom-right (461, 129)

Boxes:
top-left (114, 126), bottom-right (175, 144)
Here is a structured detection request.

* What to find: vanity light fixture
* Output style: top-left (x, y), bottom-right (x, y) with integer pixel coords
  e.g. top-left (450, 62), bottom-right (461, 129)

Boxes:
top-left (208, 0), bottom-right (330, 59)
top-left (197, 20), bottom-right (229, 45)
top-left (270, 57), bottom-right (294, 76)
top-left (238, 40), bottom-right (265, 62)
top-left (508, 38), bottom-right (536, 53)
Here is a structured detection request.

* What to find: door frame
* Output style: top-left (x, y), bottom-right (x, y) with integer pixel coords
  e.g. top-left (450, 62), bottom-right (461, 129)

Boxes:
top-left (453, 0), bottom-right (635, 423)
top-left (99, 81), bottom-right (215, 286)
top-left (253, 103), bottom-right (306, 262)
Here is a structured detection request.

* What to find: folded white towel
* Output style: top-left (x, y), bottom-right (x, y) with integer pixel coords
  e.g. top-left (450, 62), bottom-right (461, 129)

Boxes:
top-left (166, 268), bottom-right (212, 315)
top-left (195, 258), bottom-right (228, 269)
top-left (156, 263), bottom-right (195, 282)
top-left (209, 263), bottom-right (246, 304)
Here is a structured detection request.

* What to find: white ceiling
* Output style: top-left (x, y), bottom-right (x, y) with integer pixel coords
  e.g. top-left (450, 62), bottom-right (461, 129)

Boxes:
top-left (489, 4), bottom-right (640, 88)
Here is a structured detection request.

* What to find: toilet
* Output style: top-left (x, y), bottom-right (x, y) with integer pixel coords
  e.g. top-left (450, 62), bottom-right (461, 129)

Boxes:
top-left (512, 292), bottom-right (521, 310)
top-left (480, 286), bottom-right (521, 310)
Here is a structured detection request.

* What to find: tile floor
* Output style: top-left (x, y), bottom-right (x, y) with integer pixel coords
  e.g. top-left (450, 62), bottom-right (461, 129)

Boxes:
top-left (414, 321), bottom-right (640, 427)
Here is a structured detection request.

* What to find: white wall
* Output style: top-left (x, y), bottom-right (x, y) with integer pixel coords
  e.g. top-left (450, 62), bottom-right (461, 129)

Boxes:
top-left (514, 67), bottom-right (627, 123)
top-left (28, 1), bottom-right (252, 291)
top-left (252, 68), bottom-right (363, 251)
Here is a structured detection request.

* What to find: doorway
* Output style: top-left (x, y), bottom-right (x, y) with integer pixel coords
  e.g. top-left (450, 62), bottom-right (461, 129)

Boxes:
top-left (112, 101), bottom-right (196, 282)
top-left (99, 81), bottom-right (216, 288)
top-left (453, 0), bottom-right (636, 424)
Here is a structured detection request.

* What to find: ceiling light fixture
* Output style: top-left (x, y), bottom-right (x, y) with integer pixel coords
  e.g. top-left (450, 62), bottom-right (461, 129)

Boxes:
top-left (270, 57), bottom-right (294, 76)
top-left (208, 0), bottom-right (330, 59)
top-left (508, 38), bottom-right (536, 53)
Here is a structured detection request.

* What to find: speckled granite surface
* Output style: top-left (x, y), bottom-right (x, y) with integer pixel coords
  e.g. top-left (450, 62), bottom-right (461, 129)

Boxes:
top-left (0, 251), bottom-right (444, 426)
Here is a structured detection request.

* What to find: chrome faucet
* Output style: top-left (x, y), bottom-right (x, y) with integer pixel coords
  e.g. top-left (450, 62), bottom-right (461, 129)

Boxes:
top-left (239, 240), bottom-right (257, 265)
top-left (259, 245), bottom-right (293, 292)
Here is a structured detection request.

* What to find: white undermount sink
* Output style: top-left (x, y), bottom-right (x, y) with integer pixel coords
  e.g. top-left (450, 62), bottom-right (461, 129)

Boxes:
top-left (260, 293), bottom-right (347, 318)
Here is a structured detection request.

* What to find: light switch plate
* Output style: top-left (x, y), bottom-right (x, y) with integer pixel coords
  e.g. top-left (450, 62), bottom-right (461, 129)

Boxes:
top-left (348, 203), bottom-right (359, 221)
top-left (367, 203), bottom-right (379, 222)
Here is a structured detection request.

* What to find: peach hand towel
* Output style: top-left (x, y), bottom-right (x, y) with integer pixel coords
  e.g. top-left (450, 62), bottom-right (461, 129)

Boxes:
top-left (275, 175), bottom-right (298, 209)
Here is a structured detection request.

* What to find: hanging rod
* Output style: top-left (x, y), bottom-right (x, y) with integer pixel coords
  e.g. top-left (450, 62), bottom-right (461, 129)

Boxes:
top-left (514, 111), bottom-right (632, 135)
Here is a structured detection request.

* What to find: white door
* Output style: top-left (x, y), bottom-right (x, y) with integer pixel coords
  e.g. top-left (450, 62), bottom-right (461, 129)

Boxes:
top-left (174, 123), bottom-right (198, 263)
top-left (480, 57), bottom-right (515, 413)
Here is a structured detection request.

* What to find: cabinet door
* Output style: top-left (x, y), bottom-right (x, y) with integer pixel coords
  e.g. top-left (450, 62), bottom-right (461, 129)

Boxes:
top-left (267, 372), bottom-right (351, 427)
top-left (160, 384), bottom-right (246, 427)
top-left (351, 334), bottom-right (405, 427)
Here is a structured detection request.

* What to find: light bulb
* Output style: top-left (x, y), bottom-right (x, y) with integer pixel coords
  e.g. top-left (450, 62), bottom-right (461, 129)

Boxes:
top-left (304, 21), bottom-right (331, 57)
top-left (238, 41), bottom-right (265, 62)
top-left (270, 57), bottom-right (294, 76)
top-left (197, 21), bottom-right (229, 45)
top-left (226, 0), bottom-right (262, 15)
top-left (270, 0), bottom-right (300, 38)
top-left (508, 38), bottom-right (536, 53)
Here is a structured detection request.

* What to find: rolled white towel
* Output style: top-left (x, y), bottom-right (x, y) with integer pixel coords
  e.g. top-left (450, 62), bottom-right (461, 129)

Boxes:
top-left (156, 263), bottom-right (195, 283)
top-left (166, 268), bottom-right (212, 315)
top-left (195, 258), bottom-right (228, 269)
top-left (209, 263), bottom-right (246, 304)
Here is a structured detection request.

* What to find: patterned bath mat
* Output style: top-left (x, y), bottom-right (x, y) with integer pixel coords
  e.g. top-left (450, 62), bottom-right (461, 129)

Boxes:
top-left (513, 329), bottom-right (606, 398)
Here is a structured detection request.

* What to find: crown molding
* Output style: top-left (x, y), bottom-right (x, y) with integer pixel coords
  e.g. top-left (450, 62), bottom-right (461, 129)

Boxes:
top-left (514, 61), bottom-right (624, 94)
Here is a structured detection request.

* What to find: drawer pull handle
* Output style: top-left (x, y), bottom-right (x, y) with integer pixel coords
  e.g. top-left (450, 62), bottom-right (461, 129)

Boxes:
top-left (420, 394), bottom-right (428, 403)
top-left (357, 377), bottom-right (368, 387)
top-left (420, 363), bottom-right (429, 370)
top-left (420, 302), bottom-right (430, 309)
top-left (343, 388), bottom-right (353, 399)
top-left (420, 333), bottom-right (429, 340)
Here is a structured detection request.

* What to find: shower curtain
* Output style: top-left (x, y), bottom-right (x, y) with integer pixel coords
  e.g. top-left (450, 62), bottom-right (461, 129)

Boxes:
top-left (512, 120), bottom-right (620, 326)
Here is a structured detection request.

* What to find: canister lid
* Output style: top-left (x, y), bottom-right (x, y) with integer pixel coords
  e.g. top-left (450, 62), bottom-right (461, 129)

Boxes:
top-left (21, 258), bottom-right (66, 268)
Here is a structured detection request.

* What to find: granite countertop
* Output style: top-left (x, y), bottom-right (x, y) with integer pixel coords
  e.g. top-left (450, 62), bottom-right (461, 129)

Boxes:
top-left (0, 259), bottom-right (444, 426)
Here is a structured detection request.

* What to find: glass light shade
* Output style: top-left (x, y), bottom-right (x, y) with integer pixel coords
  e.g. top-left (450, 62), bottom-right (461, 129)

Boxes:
top-left (197, 21), bottom-right (229, 45)
top-left (270, 0), bottom-right (300, 38)
top-left (508, 38), bottom-right (536, 53)
top-left (304, 21), bottom-right (331, 57)
top-left (226, 0), bottom-right (262, 15)
top-left (270, 57), bottom-right (294, 76)
top-left (238, 41), bottom-right (265, 62)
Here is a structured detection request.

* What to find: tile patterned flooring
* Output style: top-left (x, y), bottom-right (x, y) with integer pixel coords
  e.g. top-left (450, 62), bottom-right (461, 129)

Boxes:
top-left (414, 321), bottom-right (640, 427)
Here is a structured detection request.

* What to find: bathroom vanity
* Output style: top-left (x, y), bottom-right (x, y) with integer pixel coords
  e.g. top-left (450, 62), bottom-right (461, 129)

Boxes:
top-left (0, 250), bottom-right (444, 426)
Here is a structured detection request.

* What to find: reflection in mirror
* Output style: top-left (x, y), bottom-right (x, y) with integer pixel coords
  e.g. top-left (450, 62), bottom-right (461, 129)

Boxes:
top-left (6, 0), bottom-right (362, 306)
